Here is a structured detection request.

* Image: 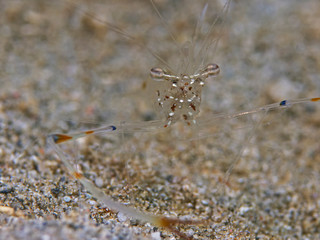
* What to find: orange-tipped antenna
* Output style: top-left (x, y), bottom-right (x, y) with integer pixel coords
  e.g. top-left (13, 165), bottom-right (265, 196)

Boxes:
top-left (51, 97), bottom-right (320, 146)
top-left (50, 125), bottom-right (116, 144)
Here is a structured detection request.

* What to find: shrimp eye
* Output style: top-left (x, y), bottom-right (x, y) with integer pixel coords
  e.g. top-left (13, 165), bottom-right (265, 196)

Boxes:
top-left (204, 63), bottom-right (220, 77)
top-left (150, 67), bottom-right (165, 81)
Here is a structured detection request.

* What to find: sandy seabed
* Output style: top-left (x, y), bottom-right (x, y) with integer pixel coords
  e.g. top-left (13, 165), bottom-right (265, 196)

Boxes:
top-left (0, 0), bottom-right (319, 239)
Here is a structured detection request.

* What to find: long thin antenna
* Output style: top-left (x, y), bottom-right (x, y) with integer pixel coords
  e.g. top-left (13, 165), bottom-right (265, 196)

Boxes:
top-left (65, 0), bottom-right (173, 72)
top-left (194, 0), bottom-right (232, 71)
top-left (50, 98), bottom-right (320, 144)
top-left (149, 0), bottom-right (179, 47)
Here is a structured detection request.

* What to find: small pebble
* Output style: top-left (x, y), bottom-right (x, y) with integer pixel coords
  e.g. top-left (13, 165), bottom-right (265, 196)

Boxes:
top-left (187, 229), bottom-right (195, 237)
top-left (151, 231), bottom-right (161, 240)
top-left (201, 199), bottom-right (209, 206)
top-left (95, 177), bottom-right (104, 188)
top-left (117, 212), bottom-right (127, 222)
top-left (63, 196), bottom-right (71, 203)
top-left (239, 206), bottom-right (251, 216)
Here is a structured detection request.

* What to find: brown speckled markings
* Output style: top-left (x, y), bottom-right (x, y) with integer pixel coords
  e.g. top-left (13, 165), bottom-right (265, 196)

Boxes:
top-left (0, 0), bottom-right (320, 239)
top-left (152, 63), bottom-right (220, 127)
top-left (157, 75), bottom-right (204, 127)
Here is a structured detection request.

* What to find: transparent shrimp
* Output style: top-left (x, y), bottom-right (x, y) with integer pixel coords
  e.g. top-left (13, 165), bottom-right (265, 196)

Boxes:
top-left (45, 0), bottom-right (320, 239)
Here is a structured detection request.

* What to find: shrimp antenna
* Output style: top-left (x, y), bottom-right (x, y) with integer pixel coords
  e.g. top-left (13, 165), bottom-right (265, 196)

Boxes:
top-left (65, 0), bottom-right (173, 72)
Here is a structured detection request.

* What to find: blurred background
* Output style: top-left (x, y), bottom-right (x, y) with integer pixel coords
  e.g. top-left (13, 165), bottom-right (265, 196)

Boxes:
top-left (0, 0), bottom-right (319, 239)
